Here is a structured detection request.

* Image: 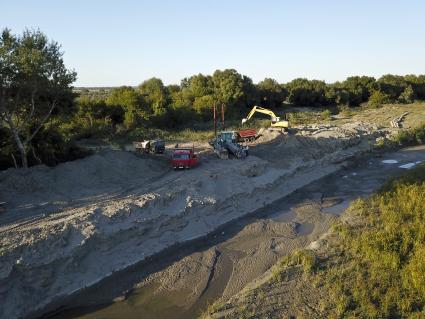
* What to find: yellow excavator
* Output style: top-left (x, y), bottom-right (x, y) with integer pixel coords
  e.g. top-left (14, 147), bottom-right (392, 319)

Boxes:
top-left (241, 106), bottom-right (289, 129)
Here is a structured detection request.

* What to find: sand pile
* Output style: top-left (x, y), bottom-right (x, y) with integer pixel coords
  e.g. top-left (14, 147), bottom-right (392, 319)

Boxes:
top-left (0, 150), bottom-right (167, 214)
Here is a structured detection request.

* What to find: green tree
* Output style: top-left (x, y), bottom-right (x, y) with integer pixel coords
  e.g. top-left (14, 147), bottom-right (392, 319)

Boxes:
top-left (106, 86), bottom-right (142, 128)
top-left (378, 74), bottom-right (408, 100)
top-left (212, 69), bottom-right (245, 107)
top-left (368, 90), bottom-right (390, 108)
top-left (256, 78), bottom-right (287, 108)
top-left (185, 74), bottom-right (214, 98)
top-left (338, 76), bottom-right (377, 106)
top-left (404, 75), bottom-right (425, 100)
top-left (193, 95), bottom-right (215, 120)
top-left (399, 85), bottom-right (415, 103)
top-left (75, 96), bottom-right (124, 133)
top-left (285, 78), bottom-right (328, 106)
top-left (138, 77), bottom-right (169, 116)
top-left (0, 29), bottom-right (76, 168)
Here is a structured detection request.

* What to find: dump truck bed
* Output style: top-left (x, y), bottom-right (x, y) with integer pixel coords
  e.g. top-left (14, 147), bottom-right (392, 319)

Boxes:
top-left (238, 128), bottom-right (257, 138)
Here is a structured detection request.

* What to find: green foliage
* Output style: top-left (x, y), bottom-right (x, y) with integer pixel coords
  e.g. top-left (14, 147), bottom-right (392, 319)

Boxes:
top-left (183, 73), bottom-right (214, 97)
top-left (378, 74), bottom-right (408, 100)
top-left (368, 90), bottom-right (390, 108)
top-left (0, 28), bottom-right (77, 167)
top-left (315, 164), bottom-right (425, 318)
top-left (285, 78), bottom-right (330, 106)
top-left (257, 78), bottom-right (287, 108)
top-left (212, 69), bottom-right (245, 105)
top-left (404, 75), bottom-right (425, 100)
top-left (193, 95), bottom-right (215, 120)
top-left (391, 125), bottom-right (425, 146)
top-left (336, 76), bottom-right (377, 106)
top-left (399, 85), bottom-right (415, 103)
top-left (106, 86), bottom-right (144, 128)
top-left (138, 77), bottom-right (169, 117)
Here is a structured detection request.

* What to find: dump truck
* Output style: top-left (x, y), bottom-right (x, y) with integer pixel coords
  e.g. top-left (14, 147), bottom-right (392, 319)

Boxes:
top-left (133, 139), bottom-right (165, 154)
top-left (210, 131), bottom-right (249, 159)
top-left (171, 147), bottom-right (198, 169)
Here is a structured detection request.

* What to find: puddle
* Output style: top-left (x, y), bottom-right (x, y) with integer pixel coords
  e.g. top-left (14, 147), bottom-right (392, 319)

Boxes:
top-left (382, 159), bottom-right (398, 164)
top-left (399, 163), bottom-right (416, 169)
top-left (296, 223), bottom-right (314, 236)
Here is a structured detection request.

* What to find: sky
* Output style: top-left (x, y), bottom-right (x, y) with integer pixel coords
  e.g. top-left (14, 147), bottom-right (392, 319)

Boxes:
top-left (1, 1), bottom-right (425, 87)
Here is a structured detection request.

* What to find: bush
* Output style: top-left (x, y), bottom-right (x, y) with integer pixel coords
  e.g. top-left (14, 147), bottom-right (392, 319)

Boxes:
top-left (368, 90), bottom-right (390, 108)
top-left (392, 125), bottom-right (425, 146)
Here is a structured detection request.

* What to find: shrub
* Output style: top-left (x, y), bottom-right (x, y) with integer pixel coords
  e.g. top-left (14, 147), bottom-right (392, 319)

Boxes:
top-left (368, 90), bottom-right (390, 108)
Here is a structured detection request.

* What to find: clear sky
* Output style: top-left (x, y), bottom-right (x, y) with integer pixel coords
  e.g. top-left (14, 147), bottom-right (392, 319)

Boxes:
top-left (1, 1), bottom-right (424, 87)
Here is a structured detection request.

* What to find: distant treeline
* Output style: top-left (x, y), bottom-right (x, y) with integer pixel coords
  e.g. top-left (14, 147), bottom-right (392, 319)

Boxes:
top-left (72, 71), bottom-right (425, 136)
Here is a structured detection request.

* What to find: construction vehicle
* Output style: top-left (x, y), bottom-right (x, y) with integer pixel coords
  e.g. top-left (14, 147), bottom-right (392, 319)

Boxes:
top-left (209, 102), bottom-right (249, 159)
top-left (242, 106), bottom-right (289, 130)
top-left (133, 139), bottom-right (165, 154)
top-left (237, 128), bottom-right (257, 142)
top-left (211, 131), bottom-right (248, 159)
top-left (171, 146), bottom-right (198, 169)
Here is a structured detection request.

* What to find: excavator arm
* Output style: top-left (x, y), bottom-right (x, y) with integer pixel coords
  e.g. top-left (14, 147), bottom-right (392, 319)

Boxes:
top-left (242, 106), bottom-right (289, 129)
top-left (242, 106), bottom-right (275, 122)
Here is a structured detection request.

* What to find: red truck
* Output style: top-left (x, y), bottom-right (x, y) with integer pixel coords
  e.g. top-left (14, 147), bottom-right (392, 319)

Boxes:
top-left (171, 147), bottom-right (198, 169)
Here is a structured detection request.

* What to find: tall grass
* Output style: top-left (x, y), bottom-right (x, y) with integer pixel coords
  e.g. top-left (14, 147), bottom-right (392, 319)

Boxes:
top-left (315, 164), bottom-right (425, 318)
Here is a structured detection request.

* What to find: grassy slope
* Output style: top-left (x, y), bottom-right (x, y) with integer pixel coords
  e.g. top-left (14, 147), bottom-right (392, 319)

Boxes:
top-left (314, 164), bottom-right (425, 318)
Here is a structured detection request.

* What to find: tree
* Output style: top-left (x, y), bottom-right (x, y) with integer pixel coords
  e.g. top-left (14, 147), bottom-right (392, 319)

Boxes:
top-left (404, 75), bottom-right (425, 100)
top-left (193, 95), bottom-right (215, 120)
top-left (185, 74), bottom-right (214, 98)
top-left (138, 78), bottom-right (169, 116)
top-left (212, 69), bottom-right (245, 106)
top-left (368, 90), bottom-right (390, 108)
top-left (378, 74), bottom-right (408, 100)
top-left (0, 29), bottom-right (76, 168)
top-left (106, 86), bottom-right (142, 128)
top-left (256, 78), bottom-right (287, 108)
top-left (338, 76), bottom-right (377, 106)
top-left (399, 85), bottom-right (415, 104)
top-left (285, 78), bottom-right (328, 106)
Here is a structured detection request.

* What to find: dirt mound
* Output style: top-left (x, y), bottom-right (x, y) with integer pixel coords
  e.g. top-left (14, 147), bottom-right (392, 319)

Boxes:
top-left (252, 122), bottom-right (384, 168)
top-left (0, 151), bottom-right (167, 212)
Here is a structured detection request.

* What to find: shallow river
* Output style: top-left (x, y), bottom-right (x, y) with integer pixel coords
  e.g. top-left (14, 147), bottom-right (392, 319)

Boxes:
top-left (43, 145), bottom-right (425, 319)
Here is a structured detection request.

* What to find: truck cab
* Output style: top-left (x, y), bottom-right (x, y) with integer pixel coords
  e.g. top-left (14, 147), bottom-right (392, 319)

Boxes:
top-left (171, 148), bottom-right (198, 169)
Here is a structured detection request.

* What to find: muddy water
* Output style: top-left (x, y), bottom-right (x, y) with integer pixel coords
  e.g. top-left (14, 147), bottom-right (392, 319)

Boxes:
top-left (44, 146), bottom-right (425, 319)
